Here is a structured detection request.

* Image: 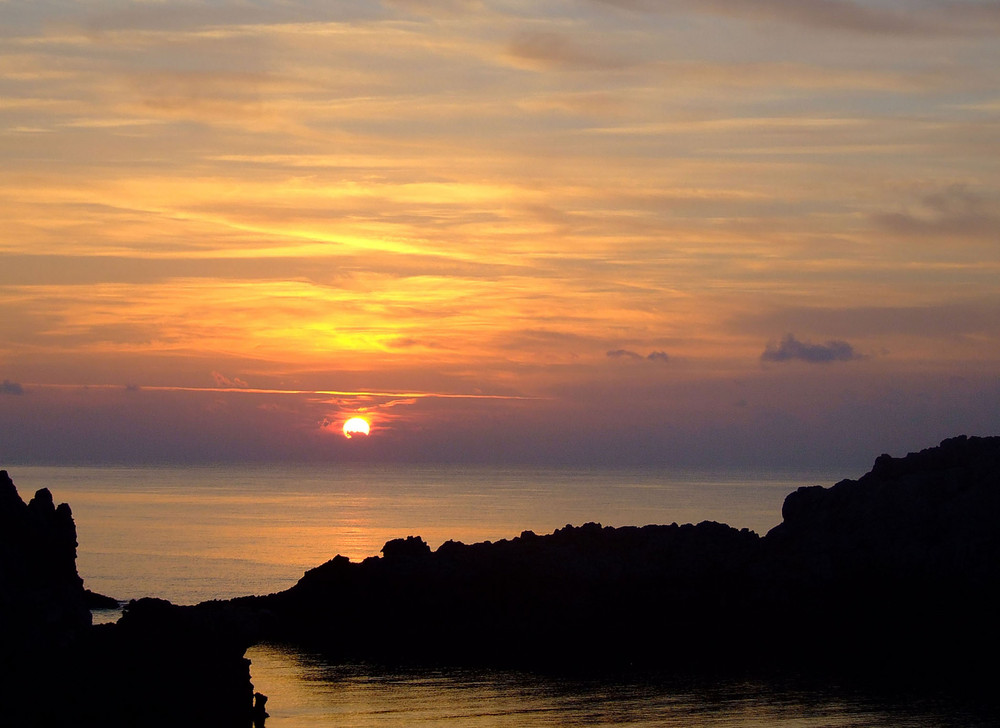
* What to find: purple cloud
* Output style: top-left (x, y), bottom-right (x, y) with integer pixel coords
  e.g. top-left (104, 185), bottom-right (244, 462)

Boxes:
top-left (761, 334), bottom-right (861, 363)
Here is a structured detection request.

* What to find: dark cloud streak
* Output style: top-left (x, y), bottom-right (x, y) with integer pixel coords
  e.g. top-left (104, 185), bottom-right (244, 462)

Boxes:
top-left (592, 0), bottom-right (1000, 36)
top-left (1, 380), bottom-right (25, 395)
top-left (607, 349), bottom-right (670, 362)
top-left (761, 334), bottom-right (861, 363)
top-left (607, 349), bottom-right (643, 360)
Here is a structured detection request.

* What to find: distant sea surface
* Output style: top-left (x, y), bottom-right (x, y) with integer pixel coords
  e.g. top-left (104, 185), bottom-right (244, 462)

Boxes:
top-left (8, 464), bottom-right (994, 727)
top-left (11, 463), bottom-right (848, 605)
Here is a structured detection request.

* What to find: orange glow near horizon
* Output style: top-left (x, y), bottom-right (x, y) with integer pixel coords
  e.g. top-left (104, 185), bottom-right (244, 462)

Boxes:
top-left (1, 2), bottom-right (998, 465)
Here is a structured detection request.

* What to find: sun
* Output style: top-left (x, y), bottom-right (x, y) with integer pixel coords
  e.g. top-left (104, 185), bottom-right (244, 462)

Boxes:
top-left (342, 417), bottom-right (371, 439)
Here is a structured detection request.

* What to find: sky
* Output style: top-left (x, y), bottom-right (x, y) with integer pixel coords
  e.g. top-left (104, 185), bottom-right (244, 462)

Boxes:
top-left (1, 0), bottom-right (998, 469)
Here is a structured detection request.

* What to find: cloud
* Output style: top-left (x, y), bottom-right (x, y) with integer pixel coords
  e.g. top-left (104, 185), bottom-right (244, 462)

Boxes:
top-left (872, 185), bottom-right (998, 241)
top-left (26, 2), bottom-right (386, 34)
top-left (384, 0), bottom-right (482, 17)
top-left (607, 349), bottom-right (643, 359)
top-left (594, 0), bottom-right (1000, 36)
top-left (732, 301), bottom-right (1000, 340)
top-left (761, 334), bottom-right (861, 363)
top-left (607, 349), bottom-right (669, 363)
top-left (695, 0), bottom-right (932, 34)
top-left (212, 371), bottom-right (249, 388)
top-left (506, 31), bottom-right (631, 71)
top-left (1, 379), bottom-right (25, 395)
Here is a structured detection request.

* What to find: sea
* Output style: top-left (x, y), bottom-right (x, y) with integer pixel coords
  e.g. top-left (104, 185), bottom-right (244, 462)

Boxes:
top-left (6, 464), bottom-right (996, 727)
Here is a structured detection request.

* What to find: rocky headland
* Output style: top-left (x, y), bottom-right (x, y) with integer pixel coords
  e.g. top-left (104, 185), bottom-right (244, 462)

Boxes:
top-left (0, 470), bottom-right (260, 727)
top-left (238, 435), bottom-right (999, 680)
top-left (1, 434), bottom-right (998, 724)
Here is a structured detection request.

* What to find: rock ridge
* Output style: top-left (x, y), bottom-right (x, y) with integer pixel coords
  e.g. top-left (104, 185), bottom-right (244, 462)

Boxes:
top-left (235, 435), bottom-right (1000, 679)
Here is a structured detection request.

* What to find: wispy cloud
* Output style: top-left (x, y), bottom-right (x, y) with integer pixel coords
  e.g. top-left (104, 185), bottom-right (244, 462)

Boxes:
top-left (505, 31), bottom-right (634, 71)
top-left (873, 185), bottom-right (998, 242)
top-left (594, 0), bottom-right (1000, 36)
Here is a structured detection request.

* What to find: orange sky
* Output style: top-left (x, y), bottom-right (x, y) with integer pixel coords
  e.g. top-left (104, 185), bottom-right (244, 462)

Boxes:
top-left (1, 1), bottom-right (998, 466)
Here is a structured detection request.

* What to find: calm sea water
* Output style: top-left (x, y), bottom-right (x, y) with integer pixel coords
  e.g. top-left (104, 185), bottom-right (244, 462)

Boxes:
top-left (9, 463), bottom-right (843, 605)
top-left (7, 464), bottom-right (993, 727)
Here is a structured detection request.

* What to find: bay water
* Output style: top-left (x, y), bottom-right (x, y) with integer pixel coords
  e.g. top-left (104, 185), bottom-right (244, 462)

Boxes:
top-left (6, 464), bottom-right (993, 727)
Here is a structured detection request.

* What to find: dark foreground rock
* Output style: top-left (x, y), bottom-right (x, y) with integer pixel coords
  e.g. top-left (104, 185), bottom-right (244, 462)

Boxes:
top-left (83, 588), bottom-right (120, 609)
top-left (0, 472), bottom-right (90, 647)
top-left (242, 520), bottom-right (764, 670)
top-left (0, 470), bottom-right (260, 727)
top-left (762, 435), bottom-right (1000, 676)
top-left (236, 435), bottom-right (1000, 683)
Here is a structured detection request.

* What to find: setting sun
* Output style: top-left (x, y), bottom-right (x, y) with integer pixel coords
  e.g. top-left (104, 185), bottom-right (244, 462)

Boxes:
top-left (342, 417), bottom-right (371, 439)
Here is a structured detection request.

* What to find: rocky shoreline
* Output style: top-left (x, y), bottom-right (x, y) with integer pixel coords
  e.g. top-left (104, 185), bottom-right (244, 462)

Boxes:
top-left (2, 435), bottom-right (998, 724)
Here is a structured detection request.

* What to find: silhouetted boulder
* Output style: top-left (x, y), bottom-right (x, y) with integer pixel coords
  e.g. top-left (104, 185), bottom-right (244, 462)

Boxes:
top-left (382, 535), bottom-right (432, 561)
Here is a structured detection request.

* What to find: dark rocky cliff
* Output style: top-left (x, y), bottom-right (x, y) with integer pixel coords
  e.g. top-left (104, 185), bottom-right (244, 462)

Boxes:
top-left (0, 471), bottom-right (90, 649)
top-left (760, 435), bottom-right (1000, 677)
top-left (0, 470), bottom-right (259, 727)
top-left (768, 434), bottom-right (999, 586)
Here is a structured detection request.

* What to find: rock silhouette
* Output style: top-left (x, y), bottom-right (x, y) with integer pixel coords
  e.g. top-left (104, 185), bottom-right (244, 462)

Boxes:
top-left (0, 472), bottom-right (90, 647)
top-left (760, 434), bottom-right (1000, 677)
top-left (0, 471), bottom-right (260, 727)
top-left (237, 435), bottom-right (1000, 681)
top-left (1, 434), bottom-right (998, 724)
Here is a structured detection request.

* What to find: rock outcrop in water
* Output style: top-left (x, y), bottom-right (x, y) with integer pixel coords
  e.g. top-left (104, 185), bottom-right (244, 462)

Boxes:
top-left (0, 470), bottom-right (260, 727)
top-left (243, 520), bottom-right (764, 668)
top-left (237, 435), bottom-right (1000, 680)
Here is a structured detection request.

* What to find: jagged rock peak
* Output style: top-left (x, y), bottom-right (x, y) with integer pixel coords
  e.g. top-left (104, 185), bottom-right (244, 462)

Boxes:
top-left (1, 469), bottom-right (26, 511)
top-left (381, 535), bottom-right (432, 561)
